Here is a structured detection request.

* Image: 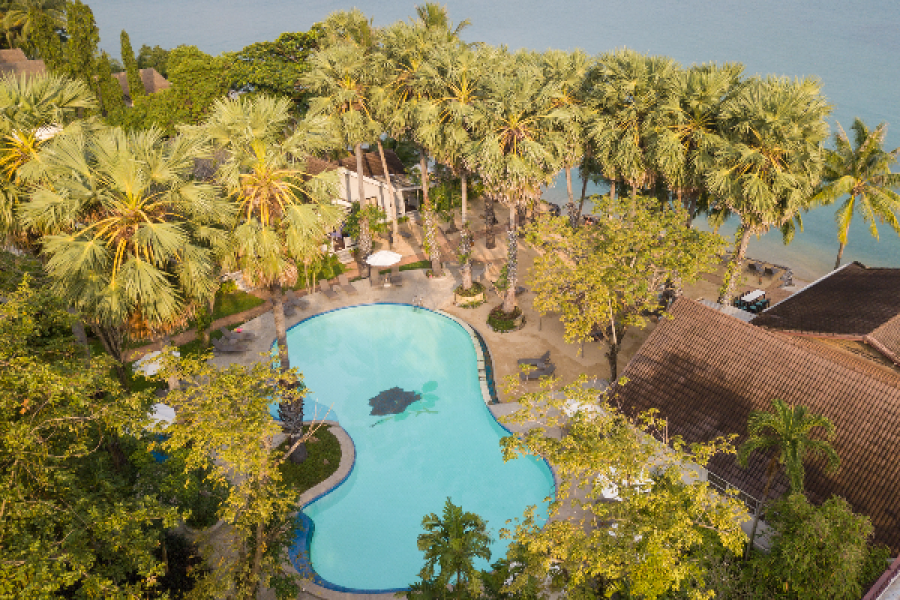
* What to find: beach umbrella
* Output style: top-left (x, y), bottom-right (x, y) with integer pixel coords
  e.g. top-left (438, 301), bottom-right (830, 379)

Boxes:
top-left (366, 250), bottom-right (403, 267)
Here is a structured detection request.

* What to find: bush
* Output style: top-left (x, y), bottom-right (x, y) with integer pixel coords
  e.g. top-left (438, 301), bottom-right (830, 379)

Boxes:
top-left (487, 305), bottom-right (522, 332)
top-left (455, 281), bottom-right (485, 298)
top-left (277, 425), bottom-right (341, 494)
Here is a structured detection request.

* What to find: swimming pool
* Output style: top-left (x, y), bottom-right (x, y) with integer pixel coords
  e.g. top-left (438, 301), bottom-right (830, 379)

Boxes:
top-left (279, 304), bottom-right (554, 592)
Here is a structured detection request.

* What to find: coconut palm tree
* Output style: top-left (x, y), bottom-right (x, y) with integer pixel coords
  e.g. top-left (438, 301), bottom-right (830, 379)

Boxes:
top-left (737, 398), bottom-right (840, 557)
top-left (193, 95), bottom-right (343, 372)
top-left (417, 497), bottom-right (492, 596)
top-left (0, 72), bottom-right (96, 243)
top-left (585, 49), bottom-right (680, 203)
top-left (651, 62), bottom-right (743, 225)
top-left (471, 50), bottom-right (565, 314)
top-left (303, 41), bottom-right (383, 267)
top-left (18, 126), bottom-right (228, 383)
top-left (709, 76), bottom-right (830, 304)
top-left (808, 118), bottom-right (900, 270)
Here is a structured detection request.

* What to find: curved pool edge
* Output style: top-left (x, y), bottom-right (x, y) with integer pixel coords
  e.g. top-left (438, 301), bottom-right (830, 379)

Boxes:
top-left (282, 303), bottom-right (558, 596)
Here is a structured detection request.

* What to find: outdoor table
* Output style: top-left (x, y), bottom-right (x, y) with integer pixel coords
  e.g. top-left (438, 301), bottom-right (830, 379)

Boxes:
top-left (741, 289), bottom-right (765, 303)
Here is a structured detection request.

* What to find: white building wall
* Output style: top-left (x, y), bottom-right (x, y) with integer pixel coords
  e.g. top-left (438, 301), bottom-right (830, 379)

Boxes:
top-left (337, 168), bottom-right (406, 218)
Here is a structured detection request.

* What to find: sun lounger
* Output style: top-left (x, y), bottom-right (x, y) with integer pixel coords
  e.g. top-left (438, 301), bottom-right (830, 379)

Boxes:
top-left (390, 265), bottom-right (403, 287)
top-left (764, 266), bottom-right (778, 276)
top-left (285, 290), bottom-right (309, 311)
top-left (212, 337), bottom-right (250, 353)
top-left (520, 363), bottom-right (556, 381)
top-left (748, 262), bottom-right (763, 273)
top-left (219, 326), bottom-right (256, 342)
top-left (518, 350), bottom-right (551, 368)
top-left (320, 279), bottom-right (339, 300)
top-left (337, 273), bottom-right (358, 296)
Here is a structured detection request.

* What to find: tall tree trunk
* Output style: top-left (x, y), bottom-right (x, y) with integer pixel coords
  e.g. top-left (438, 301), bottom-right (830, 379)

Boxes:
top-left (484, 195), bottom-right (496, 249)
top-left (68, 307), bottom-right (91, 360)
top-left (460, 225), bottom-right (473, 291)
top-left (248, 468), bottom-right (269, 600)
top-left (461, 172), bottom-right (468, 225)
top-left (835, 240), bottom-right (846, 271)
top-left (745, 458), bottom-right (778, 559)
top-left (272, 283), bottom-right (290, 372)
top-left (94, 323), bottom-right (129, 389)
top-left (605, 305), bottom-right (624, 382)
top-left (565, 166), bottom-right (577, 228)
top-left (576, 171), bottom-right (589, 224)
top-left (355, 143), bottom-right (372, 262)
top-left (420, 152), bottom-right (443, 277)
top-left (501, 211), bottom-right (518, 314)
top-left (376, 140), bottom-right (399, 238)
top-left (278, 379), bottom-right (307, 464)
top-left (718, 224), bottom-right (753, 305)
top-left (608, 177), bottom-right (617, 202)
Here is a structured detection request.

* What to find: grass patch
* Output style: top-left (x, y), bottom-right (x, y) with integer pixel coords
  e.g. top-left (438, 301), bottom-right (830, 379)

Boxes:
top-left (277, 425), bottom-right (341, 494)
top-left (211, 286), bottom-right (265, 321)
top-left (380, 260), bottom-right (430, 274)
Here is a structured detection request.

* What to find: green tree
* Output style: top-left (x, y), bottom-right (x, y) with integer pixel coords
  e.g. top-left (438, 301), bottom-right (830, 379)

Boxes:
top-left (501, 379), bottom-right (747, 599)
top-left (63, 0), bottom-right (97, 86)
top-left (709, 76), bottom-right (830, 303)
top-left (416, 498), bottom-right (493, 598)
top-left (120, 29), bottom-right (144, 100)
top-left (2, 0), bottom-right (65, 51)
top-left (25, 5), bottom-right (65, 70)
top-left (18, 126), bottom-right (228, 382)
top-left (127, 45), bottom-right (232, 134)
top-left (736, 398), bottom-right (840, 557)
top-left (228, 28), bottom-right (323, 104)
top-left (809, 118), bottom-right (900, 269)
top-left (95, 50), bottom-right (125, 121)
top-left (156, 351), bottom-right (316, 600)
top-left (0, 72), bottom-right (96, 243)
top-left (746, 494), bottom-right (889, 600)
top-left (191, 94), bottom-right (343, 371)
top-left (0, 279), bottom-right (180, 596)
top-left (526, 195), bottom-right (726, 381)
top-left (136, 43), bottom-right (169, 77)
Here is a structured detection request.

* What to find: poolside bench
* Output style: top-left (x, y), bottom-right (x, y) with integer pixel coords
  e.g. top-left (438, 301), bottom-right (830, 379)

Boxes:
top-left (320, 280), bottom-right (339, 300)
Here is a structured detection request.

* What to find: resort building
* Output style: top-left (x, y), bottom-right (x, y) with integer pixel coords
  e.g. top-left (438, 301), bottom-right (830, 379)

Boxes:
top-left (307, 149), bottom-right (422, 219)
top-left (111, 67), bottom-right (171, 105)
top-left (613, 294), bottom-right (900, 552)
top-left (0, 48), bottom-right (46, 78)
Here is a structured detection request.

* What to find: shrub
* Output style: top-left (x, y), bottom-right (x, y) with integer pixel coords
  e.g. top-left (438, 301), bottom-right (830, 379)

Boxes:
top-left (487, 305), bottom-right (522, 332)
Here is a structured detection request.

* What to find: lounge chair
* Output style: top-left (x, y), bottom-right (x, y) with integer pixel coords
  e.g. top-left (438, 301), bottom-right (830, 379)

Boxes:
top-left (518, 350), bottom-right (551, 368)
top-left (285, 290), bottom-right (309, 311)
top-left (748, 262), bottom-right (762, 273)
top-left (390, 265), bottom-right (403, 287)
top-left (520, 363), bottom-right (556, 381)
top-left (764, 266), bottom-right (778, 277)
top-left (338, 273), bottom-right (358, 296)
top-left (320, 279), bottom-right (339, 300)
top-left (212, 337), bottom-right (250, 353)
top-left (219, 326), bottom-right (256, 342)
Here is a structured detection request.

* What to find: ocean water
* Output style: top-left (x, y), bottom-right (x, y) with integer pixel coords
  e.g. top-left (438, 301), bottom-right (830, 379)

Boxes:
top-left (87, 0), bottom-right (900, 279)
top-left (278, 305), bottom-right (553, 590)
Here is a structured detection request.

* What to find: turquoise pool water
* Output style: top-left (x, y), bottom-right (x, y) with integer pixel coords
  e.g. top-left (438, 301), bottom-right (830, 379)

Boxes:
top-left (279, 304), bottom-right (554, 591)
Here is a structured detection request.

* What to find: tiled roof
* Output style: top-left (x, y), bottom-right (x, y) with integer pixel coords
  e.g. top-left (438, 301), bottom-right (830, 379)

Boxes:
top-left (112, 68), bottom-right (171, 103)
top-left (613, 298), bottom-right (900, 551)
top-left (0, 48), bottom-right (28, 62)
top-left (339, 149), bottom-right (407, 178)
top-left (305, 156), bottom-right (341, 176)
top-left (0, 59), bottom-right (46, 78)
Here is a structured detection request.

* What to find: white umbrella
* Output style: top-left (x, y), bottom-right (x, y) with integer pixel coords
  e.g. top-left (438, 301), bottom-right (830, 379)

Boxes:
top-left (366, 250), bottom-right (403, 267)
top-left (133, 350), bottom-right (180, 377)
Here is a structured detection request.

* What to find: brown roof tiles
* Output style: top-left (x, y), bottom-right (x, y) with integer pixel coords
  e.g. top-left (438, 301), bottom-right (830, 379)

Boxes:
top-left (614, 298), bottom-right (900, 551)
top-left (339, 149), bottom-right (406, 178)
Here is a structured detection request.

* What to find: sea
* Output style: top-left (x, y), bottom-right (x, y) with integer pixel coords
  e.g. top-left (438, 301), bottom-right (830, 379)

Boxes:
top-left (88, 0), bottom-right (900, 280)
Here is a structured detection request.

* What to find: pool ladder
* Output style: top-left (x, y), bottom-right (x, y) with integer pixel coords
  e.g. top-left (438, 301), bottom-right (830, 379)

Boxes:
top-left (412, 294), bottom-right (426, 310)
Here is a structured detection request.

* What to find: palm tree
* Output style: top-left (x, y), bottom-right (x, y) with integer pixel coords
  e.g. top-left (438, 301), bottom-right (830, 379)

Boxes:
top-left (809, 118), bottom-right (900, 270)
top-left (303, 41), bottom-right (383, 268)
top-left (585, 49), bottom-right (679, 204)
top-left (709, 76), bottom-right (830, 304)
top-left (417, 497), bottom-right (492, 597)
top-left (737, 398), bottom-right (840, 557)
top-left (193, 95), bottom-right (343, 372)
top-left (651, 62), bottom-right (743, 225)
top-left (19, 126), bottom-right (228, 383)
top-left (0, 72), bottom-right (96, 244)
top-left (471, 49), bottom-right (564, 314)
